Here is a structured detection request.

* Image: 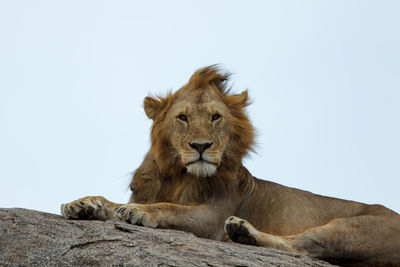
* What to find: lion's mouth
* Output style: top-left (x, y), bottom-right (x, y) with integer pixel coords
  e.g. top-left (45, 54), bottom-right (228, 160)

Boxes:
top-left (186, 159), bottom-right (216, 166)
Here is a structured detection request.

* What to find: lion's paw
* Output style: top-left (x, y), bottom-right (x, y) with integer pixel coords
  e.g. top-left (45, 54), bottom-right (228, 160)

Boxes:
top-left (61, 196), bottom-right (111, 220)
top-left (115, 204), bottom-right (158, 228)
top-left (224, 216), bottom-right (258, 245)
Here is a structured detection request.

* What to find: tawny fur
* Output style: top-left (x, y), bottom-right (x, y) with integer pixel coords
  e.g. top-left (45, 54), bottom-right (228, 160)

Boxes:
top-left (62, 66), bottom-right (400, 267)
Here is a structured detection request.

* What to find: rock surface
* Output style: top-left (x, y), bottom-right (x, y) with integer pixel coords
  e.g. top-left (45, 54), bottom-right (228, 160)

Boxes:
top-left (0, 208), bottom-right (335, 266)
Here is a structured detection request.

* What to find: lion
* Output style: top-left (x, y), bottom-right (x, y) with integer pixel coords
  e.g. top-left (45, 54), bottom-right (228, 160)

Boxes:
top-left (61, 66), bottom-right (400, 266)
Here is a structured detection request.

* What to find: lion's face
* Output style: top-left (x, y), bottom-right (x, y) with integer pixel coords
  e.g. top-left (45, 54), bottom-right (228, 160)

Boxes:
top-left (143, 66), bottom-right (254, 178)
top-left (166, 89), bottom-right (231, 177)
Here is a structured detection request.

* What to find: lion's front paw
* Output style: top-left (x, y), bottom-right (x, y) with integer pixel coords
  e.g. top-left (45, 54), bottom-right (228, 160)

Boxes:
top-left (61, 196), bottom-right (112, 220)
top-left (115, 204), bottom-right (158, 228)
top-left (224, 216), bottom-right (258, 245)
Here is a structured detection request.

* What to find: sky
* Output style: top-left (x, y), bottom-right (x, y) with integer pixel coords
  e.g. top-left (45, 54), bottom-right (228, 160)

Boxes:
top-left (0, 1), bottom-right (399, 215)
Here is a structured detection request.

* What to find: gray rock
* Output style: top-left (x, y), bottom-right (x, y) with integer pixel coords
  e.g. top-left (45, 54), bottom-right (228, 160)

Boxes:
top-left (0, 208), bottom-right (335, 266)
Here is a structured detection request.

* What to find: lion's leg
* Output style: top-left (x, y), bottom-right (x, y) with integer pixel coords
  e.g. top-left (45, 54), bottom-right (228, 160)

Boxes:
top-left (115, 202), bottom-right (235, 240)
top-left (61, 196), bottom-right (123, 220)
top-left (225, 215), bottom-right (400, 265)
top-left (289, 215), bottom-right (400, 264)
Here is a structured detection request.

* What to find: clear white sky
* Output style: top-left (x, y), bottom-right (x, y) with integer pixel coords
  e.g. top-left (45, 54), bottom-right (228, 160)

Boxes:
top-left (1, 1), bottom-right (399, 215)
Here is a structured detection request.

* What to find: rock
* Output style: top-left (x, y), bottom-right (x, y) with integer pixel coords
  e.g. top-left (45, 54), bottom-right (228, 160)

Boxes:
top-left (0, 208), bottom-right (335, 266)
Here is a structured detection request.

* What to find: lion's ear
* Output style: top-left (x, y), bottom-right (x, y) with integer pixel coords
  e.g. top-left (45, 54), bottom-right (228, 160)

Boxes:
top-left (143, 96), bottom-right (164, 120)
top-left (224, 90), bottom-right (250, 108)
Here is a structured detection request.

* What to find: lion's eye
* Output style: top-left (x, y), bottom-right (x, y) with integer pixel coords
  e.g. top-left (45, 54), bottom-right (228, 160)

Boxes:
top-left (211, 114), bottom-right (221, 122)
top-left (177, 114), bottom-right (188, 122)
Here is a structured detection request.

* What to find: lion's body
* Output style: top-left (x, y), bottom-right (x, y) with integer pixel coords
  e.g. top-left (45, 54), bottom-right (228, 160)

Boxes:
top-left (239, 178), bottom-right (397, 235)
top-left (62, 66), bottom-right (400, 266)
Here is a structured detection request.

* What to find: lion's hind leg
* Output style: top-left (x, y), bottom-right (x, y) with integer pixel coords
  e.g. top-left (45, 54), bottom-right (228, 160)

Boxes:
top-left (61, 196), bottom-right (122, 220)
top-left (225, 215), bottom-right (400, 266)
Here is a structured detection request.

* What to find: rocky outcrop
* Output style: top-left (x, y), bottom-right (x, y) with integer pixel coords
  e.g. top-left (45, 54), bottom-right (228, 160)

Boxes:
top-left (0, 208), bottom-right (334, 266)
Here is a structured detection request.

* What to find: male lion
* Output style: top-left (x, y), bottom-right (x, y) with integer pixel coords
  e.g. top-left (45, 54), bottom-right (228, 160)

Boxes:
top-left (62, 66), bottom-right (400, 266)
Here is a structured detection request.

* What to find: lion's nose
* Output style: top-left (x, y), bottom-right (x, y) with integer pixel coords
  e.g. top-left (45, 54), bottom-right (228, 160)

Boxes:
top-left (189, 142), bottom-right (213, 154)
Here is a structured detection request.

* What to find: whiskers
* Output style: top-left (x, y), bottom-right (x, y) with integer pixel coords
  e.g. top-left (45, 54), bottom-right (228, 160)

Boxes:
top-left (181, 152), bottom-right (200, 164)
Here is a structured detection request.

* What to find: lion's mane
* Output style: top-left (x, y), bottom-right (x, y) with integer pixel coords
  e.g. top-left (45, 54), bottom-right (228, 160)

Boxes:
top-left (130, 66), bottom-right (255, 205)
